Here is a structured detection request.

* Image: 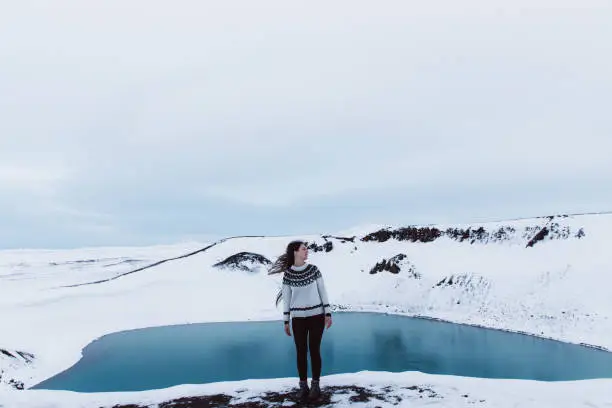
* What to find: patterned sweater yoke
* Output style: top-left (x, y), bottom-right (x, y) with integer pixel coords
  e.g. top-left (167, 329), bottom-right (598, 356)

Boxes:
top-left (283, 264), bottom-right (321, 286)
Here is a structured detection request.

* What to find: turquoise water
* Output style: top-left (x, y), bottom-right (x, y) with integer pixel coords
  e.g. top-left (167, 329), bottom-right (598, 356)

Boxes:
top-left (32, 312), bottom-right (612, 392)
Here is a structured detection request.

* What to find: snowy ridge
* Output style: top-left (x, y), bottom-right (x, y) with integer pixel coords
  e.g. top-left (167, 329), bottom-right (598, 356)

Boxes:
top-left (1, 212), bottom-right (611, 407)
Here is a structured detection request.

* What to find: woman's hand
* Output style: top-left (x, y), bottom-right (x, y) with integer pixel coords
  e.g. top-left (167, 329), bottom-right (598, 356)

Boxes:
top-left (325, 315), bottom-right (332, 329)
top-left (284, 322), bottom-right (291, 336)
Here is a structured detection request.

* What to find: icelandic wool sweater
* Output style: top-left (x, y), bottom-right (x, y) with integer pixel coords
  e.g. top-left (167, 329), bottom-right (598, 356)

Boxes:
top-left (282, 263), bottom-right (331, 322)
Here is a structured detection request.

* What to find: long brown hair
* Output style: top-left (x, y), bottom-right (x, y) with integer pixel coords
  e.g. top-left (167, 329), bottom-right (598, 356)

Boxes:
top-left (268, 240), bottom-right (305, 306)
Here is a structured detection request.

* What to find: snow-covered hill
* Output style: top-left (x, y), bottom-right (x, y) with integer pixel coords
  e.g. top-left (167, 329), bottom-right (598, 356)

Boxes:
top-left (1, 212), bottom-right (611, 407)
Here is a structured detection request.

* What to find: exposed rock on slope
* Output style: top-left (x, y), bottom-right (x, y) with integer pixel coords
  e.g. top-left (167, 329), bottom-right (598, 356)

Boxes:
top-left (526, 221), bottom-right (585, 248)
top-left (361, 215), bottom-right (585, 246)
top-left (213, 252), bottom-right (272, 273)
top-left (307, 241), bottom-right (334, 253)
top-left (362, 227), bottom-right (442, 243)
top-left (0, 348), bottom-right (34, 390)
top-left (435, 273), bottom-right (491, 291)
top-left (322, 235), bottom-right (355, 243)
top-left (369, 254), bottom-right (420, 278)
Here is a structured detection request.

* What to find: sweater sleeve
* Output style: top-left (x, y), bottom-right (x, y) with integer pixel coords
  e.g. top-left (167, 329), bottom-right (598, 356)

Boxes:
top-left (316, 271), bottom-right (331, 316)
top-left (282, 282), bottom-right (292, 323)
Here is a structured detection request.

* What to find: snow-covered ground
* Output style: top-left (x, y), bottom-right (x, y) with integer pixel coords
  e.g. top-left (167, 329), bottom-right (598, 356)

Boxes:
top-left (1, 213), bottom-right (612, 407)
top-left (4, 371), bottom-right (612, 408)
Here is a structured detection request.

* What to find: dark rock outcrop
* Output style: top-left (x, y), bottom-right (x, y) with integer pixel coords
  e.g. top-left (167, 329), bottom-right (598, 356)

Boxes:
top-left (322, 235), bottom-right (356, 243)
top-left (361, 216), bottom-right (584, 247)
top-left (369, 254), bottom-right (420, 278)
top-left (307, 241), bottom-right (333, 253)
top-left (445, 226), bottom-right (517, 244)
top-left (0, 349), bottom-right (34, 364)
top-left (16, 351), bottom-right (34, 363)
top-left (362, 227), bottom-right (442, 243)
top-left (0, 371), bottom-right (25, 389)
top-left (9, 378), bottom-right (24, 390)
top-left (526, 227), bottom-right (550, 247)
top-left (213, 252), bottom-right (271, 273)
top-left (0, 348), bottom-right (34, 390)
top-left (363, 225), bottom-right (520, 245)
top-left (526, 221), bottom-right (574, 248)
top-left (434, 273), bottom-right (490, 293)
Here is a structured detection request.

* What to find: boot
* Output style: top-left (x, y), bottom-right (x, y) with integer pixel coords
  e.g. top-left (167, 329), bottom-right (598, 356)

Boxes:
top-left (297, 380), bottom-right (310, 402)
top-left (309, 379), bottom-right (321, 401)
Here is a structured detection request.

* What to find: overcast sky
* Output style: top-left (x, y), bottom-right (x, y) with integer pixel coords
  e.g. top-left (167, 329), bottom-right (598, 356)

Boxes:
top-left (1, 0), bottom-right (611, 249)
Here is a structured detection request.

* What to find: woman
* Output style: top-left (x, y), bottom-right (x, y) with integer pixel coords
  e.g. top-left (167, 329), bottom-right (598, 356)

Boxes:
top-left (269, 240), bottom-right (333, 402)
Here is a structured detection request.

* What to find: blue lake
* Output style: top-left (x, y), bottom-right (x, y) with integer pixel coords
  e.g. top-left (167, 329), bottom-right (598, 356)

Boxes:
top-left (32, 312), bottom-right (612, 392)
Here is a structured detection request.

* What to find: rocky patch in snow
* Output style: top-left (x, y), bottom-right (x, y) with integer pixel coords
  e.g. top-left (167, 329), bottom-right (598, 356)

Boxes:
top-left (107, 384), bottom-right (443, 407)
top-left (213, 252), bottom-right (272, 273)
top-left (435, 273), bottom-right (491, 291)
top-left (0, 374), bottom-right (24, 390)
top-left (322, 235), bottom-right (356, 243)
top-left (0, 348), bottom-right (34, 390)
top-left (360, 215), bottom-right (584, 246)
top-left (362, 226), bottom-right (442, 243)
top-left (307, 241), bottom-right (334, 253)
top-left (445, 226), bottom-right (517, 244)
top-left (369, 254), bottom-right (420, 278)
top-left (433, 273), bottom-right (492, 307)
top-left (526, 221), bottom-right (585, 248)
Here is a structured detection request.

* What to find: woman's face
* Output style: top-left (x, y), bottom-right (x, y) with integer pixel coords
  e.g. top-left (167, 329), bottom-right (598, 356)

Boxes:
top-left (294, 243), bottom-right (309, 262)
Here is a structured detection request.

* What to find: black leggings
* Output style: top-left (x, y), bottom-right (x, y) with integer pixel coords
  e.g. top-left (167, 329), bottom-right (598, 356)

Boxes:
top-left (291, 313), bottom-right (325, 381)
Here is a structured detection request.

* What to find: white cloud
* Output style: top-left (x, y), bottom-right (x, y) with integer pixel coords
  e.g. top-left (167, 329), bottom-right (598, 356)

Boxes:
top-left (0, 163), bottom-right (64, 188)
top-left (0, 0), bottom-right (611, 245)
